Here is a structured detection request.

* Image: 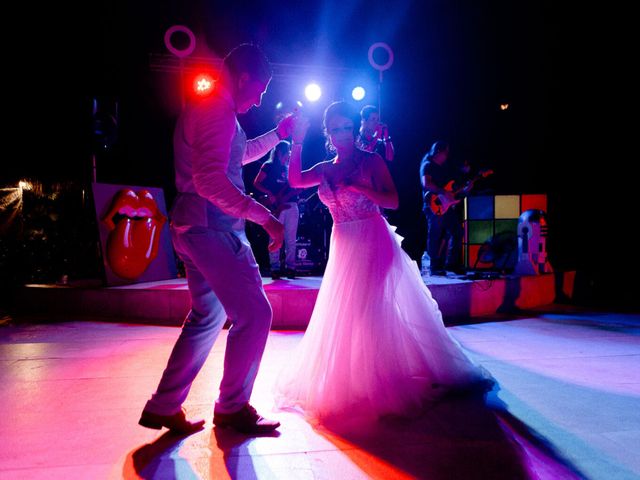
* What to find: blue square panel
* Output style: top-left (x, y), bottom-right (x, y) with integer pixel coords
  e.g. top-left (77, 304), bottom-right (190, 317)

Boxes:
top-left (466, 195), bottom-right (494, 220)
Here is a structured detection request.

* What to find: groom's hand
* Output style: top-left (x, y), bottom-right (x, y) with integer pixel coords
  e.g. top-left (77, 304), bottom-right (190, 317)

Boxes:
top-left (263, 215), bottom-right (284, 252)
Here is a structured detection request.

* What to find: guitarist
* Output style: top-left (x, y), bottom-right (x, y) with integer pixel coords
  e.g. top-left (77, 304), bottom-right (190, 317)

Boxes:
top-left (419, 140), bottom-right (466, 276)
top-left (254, 140), bottom-right (301, 279)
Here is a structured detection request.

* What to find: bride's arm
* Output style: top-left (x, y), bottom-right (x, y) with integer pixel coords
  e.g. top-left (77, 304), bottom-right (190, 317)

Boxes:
top-left (288, 143), bottom-right (325, 188)
top-left (287, 116), bottom-right (326, 188)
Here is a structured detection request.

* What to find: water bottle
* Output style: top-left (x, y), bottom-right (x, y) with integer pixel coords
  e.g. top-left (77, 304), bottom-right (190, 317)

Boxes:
top-left (421, 251), bottom-right (431, 277)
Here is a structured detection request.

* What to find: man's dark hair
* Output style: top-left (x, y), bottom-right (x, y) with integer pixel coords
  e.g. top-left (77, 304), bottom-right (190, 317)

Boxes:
top-left (360, 104), bottom-right (378, 121)
top-left (223, 43), bottom-right (272, 83)
top-left (420, 140), bottom-right (449, 168)
top-left (426, 140), bottom-right (449, 159)
top-left (429, 140), bottom-right (449, 157)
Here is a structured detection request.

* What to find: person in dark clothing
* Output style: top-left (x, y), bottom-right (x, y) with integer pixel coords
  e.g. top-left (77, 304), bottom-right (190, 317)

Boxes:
top-left (356, 105), bottom-right (394, 162)
top-left (253, 140), bottom-right (301, 279)
top-left (419, 141), bottom-right (466, 275)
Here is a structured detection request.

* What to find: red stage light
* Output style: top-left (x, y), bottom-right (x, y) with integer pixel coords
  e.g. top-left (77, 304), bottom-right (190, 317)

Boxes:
top-left (192, 73), bottom-right (215, 97)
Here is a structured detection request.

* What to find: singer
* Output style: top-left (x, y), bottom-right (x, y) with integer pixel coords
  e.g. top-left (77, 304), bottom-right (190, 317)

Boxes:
top-left (356, 104), bottom-right (394, 162)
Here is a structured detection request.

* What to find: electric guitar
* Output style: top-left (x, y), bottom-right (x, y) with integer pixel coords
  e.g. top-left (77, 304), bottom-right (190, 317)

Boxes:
top-left (428, 169), bottom-right (494, 216)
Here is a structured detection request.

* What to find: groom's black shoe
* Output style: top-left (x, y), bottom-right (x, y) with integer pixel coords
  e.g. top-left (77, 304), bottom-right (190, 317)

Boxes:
top-left (138, 407), bottom-right (205, 433)
top-left (270, 270), bottom-right (282, 280)
top-left (213, 404), bottom-right (280, 434)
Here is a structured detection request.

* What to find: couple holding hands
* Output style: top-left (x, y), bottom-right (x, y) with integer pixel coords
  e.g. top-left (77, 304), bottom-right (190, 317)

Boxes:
top-left (138, 43), bottom-right (492, 436)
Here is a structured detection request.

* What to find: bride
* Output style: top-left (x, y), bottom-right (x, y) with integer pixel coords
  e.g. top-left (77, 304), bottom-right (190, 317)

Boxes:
top-left (274, 101), bottom-right (492, 424)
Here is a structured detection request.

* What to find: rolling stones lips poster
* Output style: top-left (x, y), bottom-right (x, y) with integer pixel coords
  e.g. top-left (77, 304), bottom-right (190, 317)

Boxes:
top-left (92, 183), bottom-right (177, 286)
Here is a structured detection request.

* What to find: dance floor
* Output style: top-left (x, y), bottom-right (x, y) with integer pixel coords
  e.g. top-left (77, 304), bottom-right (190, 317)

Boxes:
top-left (1, 304), bottom-right (638, 479)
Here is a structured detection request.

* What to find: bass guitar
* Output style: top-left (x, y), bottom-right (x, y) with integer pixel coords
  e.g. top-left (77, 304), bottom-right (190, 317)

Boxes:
top-left (429, 169), bottom-right (494, 215)
top-left (257, 187), bottom-right (304, 217)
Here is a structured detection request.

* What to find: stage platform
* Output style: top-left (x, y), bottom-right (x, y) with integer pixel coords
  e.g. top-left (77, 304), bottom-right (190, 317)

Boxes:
top-left (15, 271), bottom-right (576, 328)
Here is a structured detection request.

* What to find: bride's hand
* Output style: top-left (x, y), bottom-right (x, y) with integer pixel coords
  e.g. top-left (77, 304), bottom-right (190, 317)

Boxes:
top-left (291, 115), bottom-right (310, 144)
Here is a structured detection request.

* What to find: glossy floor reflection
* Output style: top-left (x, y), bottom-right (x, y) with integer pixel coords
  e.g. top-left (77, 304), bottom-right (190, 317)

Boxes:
top-left (1, 305), bottom-right (638, 479)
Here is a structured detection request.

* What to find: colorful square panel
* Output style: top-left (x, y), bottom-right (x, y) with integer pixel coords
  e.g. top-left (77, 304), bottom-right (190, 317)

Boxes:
top-left (465, 195), bottom-right (494, 220)
top-left (466, 244), bottom-right (494, 269)
top-left (521, 194), bottom-right (547, 213)
top-left (494, 219), bottom-right (519, 236)
top-left (495, 195), bottom-right (520, 219)
top-left (466, 244), bottom-right (479, 268)
top-left (466, 220), bottom-right (494, 244)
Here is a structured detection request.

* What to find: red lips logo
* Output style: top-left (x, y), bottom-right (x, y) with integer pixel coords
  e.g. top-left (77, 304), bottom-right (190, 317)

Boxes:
top-left (101, 189), bottom-right (166, 280)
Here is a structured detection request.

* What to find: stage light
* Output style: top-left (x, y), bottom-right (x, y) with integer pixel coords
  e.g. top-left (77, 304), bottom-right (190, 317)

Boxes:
top-left (18, 180), bottom-right (33, 191)
top-left (193, 73), bottom-right (215, 97)
top-left (352, 86), bottom-right (366, 101)
top-left (304, 83), bottom-right (322, 102)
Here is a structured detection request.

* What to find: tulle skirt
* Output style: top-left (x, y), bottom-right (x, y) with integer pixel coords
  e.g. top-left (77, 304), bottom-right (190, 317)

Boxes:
top-left (274, 213), bottom-right (491, 423)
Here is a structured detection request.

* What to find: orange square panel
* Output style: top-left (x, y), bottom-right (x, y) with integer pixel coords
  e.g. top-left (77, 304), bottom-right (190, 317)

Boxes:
top-left (495, 195), bottom-right (520, 219)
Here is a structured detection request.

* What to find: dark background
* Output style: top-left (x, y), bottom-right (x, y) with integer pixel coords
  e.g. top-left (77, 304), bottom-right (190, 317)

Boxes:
top-left (2, 1), bottom-right (635, 309)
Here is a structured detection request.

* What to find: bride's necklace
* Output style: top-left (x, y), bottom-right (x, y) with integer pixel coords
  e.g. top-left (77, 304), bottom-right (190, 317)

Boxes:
top-left (325, 149), bottom-right (362, 193)
top-left (335, 151), bottom-right (361, 177)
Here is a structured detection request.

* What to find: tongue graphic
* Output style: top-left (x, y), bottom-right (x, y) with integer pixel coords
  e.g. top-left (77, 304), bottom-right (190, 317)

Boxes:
top-left (102, 189), bottom-right (166, 280)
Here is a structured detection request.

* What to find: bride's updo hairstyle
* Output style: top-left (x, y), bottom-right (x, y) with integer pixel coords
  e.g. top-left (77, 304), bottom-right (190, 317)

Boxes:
top-left (322, 101), bottom-right (361, 155)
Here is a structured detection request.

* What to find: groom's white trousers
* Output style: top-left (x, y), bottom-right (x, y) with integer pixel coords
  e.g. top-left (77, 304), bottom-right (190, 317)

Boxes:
top-left (143, 225), bottom-right (272, 416)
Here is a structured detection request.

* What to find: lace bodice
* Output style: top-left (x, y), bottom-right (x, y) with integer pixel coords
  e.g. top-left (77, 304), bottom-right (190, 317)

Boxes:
top-left (318, 162), bottom-right (380, 224)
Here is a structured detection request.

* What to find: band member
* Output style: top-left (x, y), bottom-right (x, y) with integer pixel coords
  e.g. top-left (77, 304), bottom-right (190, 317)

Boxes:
top-left (420, 141), bottom-right (493, 276)
top-left (254, 140), bottom-right (301, 279)
top-left (356, 105), bottom-right (394, 162)
top-left (420, 141), bottom-right (465, 275)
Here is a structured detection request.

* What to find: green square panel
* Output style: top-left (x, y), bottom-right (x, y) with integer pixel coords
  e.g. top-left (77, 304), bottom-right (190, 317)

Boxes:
top-left (467, 220), bottom-right (494, 244)
top-left (494, 219), bottom-right (518, 236)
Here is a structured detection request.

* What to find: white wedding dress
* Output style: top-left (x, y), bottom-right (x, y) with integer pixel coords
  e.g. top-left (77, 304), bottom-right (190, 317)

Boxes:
top-left (274, 160), bottom-right (492, 423)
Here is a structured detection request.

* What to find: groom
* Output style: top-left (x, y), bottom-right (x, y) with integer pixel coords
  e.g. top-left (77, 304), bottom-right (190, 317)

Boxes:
top-left (138, 43), bottom-right (295, 435)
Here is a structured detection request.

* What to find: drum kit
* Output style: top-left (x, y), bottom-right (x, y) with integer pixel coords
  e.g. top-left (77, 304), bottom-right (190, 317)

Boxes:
top-left (295, 190), bottom-right (331, 274)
